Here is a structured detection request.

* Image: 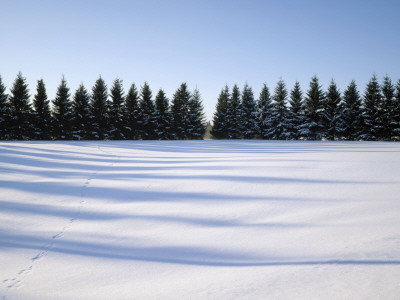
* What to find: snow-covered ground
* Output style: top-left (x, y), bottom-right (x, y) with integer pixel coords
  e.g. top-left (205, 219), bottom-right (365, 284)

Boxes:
top-left (1, 140), bottom-right (400, 299)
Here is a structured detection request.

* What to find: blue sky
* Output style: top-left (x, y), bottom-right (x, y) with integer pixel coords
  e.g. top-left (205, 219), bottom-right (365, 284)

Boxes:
top-left (2, 0), bottom-right (400, 120)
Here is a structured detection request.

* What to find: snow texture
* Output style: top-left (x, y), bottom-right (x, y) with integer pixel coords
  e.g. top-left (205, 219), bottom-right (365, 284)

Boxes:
top-left (1, 140), bottom-right (400, 299)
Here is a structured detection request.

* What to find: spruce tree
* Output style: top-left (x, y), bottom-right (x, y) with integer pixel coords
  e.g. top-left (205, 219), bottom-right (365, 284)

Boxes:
top-left (139, 82), bottom-right (157, 140)
top-left (71, 84), bottom-right (92, 140)
top-left (256, 83), bottom-right (273, 139)
top-left (154, 89), bottom-right (171, 140)
top-left (268, 79), bottom-right (290, 140)
top-left (287, 81), bottom-right (304, 140)
top-left (32, 79), bottom-right (52, 140)
top-left (187, 88), bottom-right (206, 139)
top-left (338, 80), bottom-right (363, 140)
top-left (0, 75), bottom-right (10, 140)
top-left (52, 76), bottom-right (72, 140)
top-left (381, 75), bottom-right (395, 140)
top-left (109, 78), bottom-right (125, 140)
top-left (90, 76), bottom-right (109, 140)
top-left (226, 84), bottom-right (242, 139)
top-left (8, 72), bottom-right (33, 140)
top-left (361, 74), bottom-right (381, 140)
top-left (391, 80), bottom-right (400, 141)
top-left (240, 83), bottom-right (258, 138)
top-left (124, 83), bottom-right (141, 140)
top-left (322, 80), bottom-right (342, 140)
top-left (211, 85), bottom-right (230, 139)
top-left (301, 76), bottom-right (325, 140)
top-left (171, 83), bottom-right (191, 139)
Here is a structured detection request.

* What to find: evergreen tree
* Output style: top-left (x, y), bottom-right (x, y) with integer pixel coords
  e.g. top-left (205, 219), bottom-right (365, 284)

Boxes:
top-left (139, 82), bottom-right (157, 139)
top-left (154, 89), bottom-right (171, 140)
top-left (256, 83), bottom-right (273, 139)
top-left (90, 76), bottom-right (109, 140)
top-left (32, 79), bottom-right (52, 140)
top-left (211, 85), bottom-right (230, 139)
top-left (71, 84), bottom-right (92, 140)
top-left (8, 72), bottom-right (33, 140)
top-left (338, 80), bottom-right (363, 140)
top-left (109, 78), bottom-right (125, 140)
top-left (240, 83), bottom-right (258, 138)
top-left (381, 75), bottom-right (395, 140)
top-left (268, 79), bottom-right (290, 139)
top-left (361, 74), bottom-right (382, 140)
top-left (322, 80), bottom-right (342, 140)
top-left (301, 76), bottom-right (325, 140)
top-left (124, 83), bottom-right (141, 140)
top-left (391, 80), bottom-right (400, 141)
top-left (287, 81), bottom-right (304, 140)
top-left (0, 75), bottom-right (10, 140)
top-left (187, 88), bottom-right (206, 139)
top-left (171, 83), bottom-right (191, 139)
top-left (52, 76), bottom-right (72, 140)
top-left (226, 84), bottom-right (242, 139)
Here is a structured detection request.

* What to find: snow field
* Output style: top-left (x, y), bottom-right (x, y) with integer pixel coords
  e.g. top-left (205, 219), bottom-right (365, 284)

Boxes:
top-left (1, 140), bottom-right (400, 299)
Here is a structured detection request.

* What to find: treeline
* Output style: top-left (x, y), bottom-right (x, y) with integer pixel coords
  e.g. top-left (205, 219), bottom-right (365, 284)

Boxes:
top-left (0, 73), bottom-right (206, 140)
top-left (212, 75), bottom-right (400, 141)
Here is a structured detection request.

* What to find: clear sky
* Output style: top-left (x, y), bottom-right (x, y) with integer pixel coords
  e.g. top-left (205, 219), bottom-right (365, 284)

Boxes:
top-left (2, 0), bottom-right (400, 121)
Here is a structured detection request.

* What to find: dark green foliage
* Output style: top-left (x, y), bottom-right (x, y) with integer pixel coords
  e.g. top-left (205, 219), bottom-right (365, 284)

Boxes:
top-left (71, 84), bottom-right (92, 140)
top-left (124, 83), bottom-right (141, 140)
top-left (361, 74), bottom-right (382, 140)
top-left (90, 77), bottom-right (109, 140)
top-left (392, 80), bottom-right (400, 140)
top-left (0, 75), bottom-right (10, 140)
top-left (139, 82), bottom-right (157, 140)
top-left (301, 76), bottom-right (325, 140)
top-left (8, 72), bottom-right (33, 140)
top-left (154, 89), bottom-right (171, 140)
top-left (380, 75), bottom-right (395, 140)
top-left (240, 83), bottom-right (258, 138)
top-left (52, 76), bottom-right (72, 140)
top-left (338, 80), bottom-right (363, 140)
top-left (226, 84), bottom-right (242, 139)
top-left (171, 83), bottom-right (191, 139)
top-left (268, 79), bottom-right (290, 140)
top-left (257, 83), bottom-right (273, 139)
top-left (109, 79), bottom-right (126, 140)
top-left (32, 79), bottom-right (52, 140)
top-left (211, 86), bottom-right (229, 139)
top-left (322, 80), bottom-right (342, 140)
top-left (287, 81), bottom-right (304, 140)
top-left (187, 88), bottom-right (206, 139)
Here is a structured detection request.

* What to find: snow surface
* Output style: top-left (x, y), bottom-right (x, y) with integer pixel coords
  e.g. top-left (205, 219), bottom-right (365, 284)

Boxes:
top-left (1, 140), bottom-right (400, 300)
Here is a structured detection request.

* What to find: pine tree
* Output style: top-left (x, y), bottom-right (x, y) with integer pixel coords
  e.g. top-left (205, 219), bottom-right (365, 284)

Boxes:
top-left (52, 76), bottom-right (72, 140)
top-left (0, 75), bottom-right (10, 140)
top-left (71, 84), bottom-right (92, 140)
top-left (226, 84), bottom-right (242, 139)
top-left (124, 83), bottom-right (141, 140)
top-left (361, 74), bottom-right (381, 140)
top-left (301, 76), bottom-right (325, 140)
top-left (240, 83), bottom-right (258, 138)
top-left (268, 79), bottom-right (290, 140)
top-left (154, 89), bottom-right (171, 140)
top-left (187, 88), bottom-right (206, 139)
top-left (139, 82), bottom-right (157, 140)
top-left (287, 81), bottom-right (304, 140)
top-left (171, 83), bottom-right (191, 139)
top-left (381, 75), bottom-right (395, 140)
top-left (211, 86), bottom-right (230, 139)
top-left (391, 80), bottom-right (400, 141)
top-left (322, 80), bottom-right (342, 140)
top-left (109, 78), bottom-right (125, 140)
top-left (90, 76), bottom-right (109, 140)
top-left (338, 80), bottom-right (363, 140)
top-left (8, 72), bottom-right (33, 140)
top-left (256, 83), bottom-right (273, 139)
top-left (32, 79), bottom-right (52, 140)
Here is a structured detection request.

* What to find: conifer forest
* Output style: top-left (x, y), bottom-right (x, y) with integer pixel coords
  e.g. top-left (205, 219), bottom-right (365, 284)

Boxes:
top-left (1, 72), bottom-right (399, 141)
